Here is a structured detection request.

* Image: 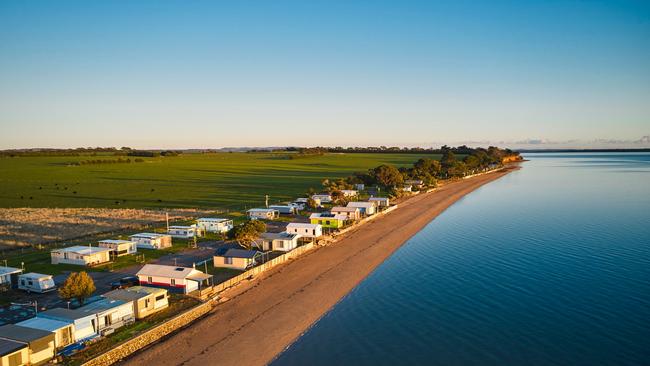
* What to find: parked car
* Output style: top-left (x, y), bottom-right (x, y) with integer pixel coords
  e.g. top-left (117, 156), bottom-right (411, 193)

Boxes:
top-left (110, 276), bottom-right (139, 289)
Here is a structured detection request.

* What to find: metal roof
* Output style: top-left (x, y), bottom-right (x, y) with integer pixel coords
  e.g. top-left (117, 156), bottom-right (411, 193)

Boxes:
top-left (130, 233), bottom-right (170, 239)
top-left (98, 239), bottom-right (135, 245)
top-left (197, 218), bottom-right (230, 222)
top-left (137, 264), bottom-right (203, 279)
top-left (285, 223), bottom-right (320, 229)
top-left (0, 266), bottom-right (22, 276)
top-left (0, 324), bottom-right (54, 343)
top-left (222, 249), bottom-right (260, 259)
top-left (0, 338), bottom-right (26, 357)
top-left (77, 299), bottom-right (128, 314)
top-left (37, 308), bottom-right (94, 321)
top-left (51, 246), bottom-right (112, 255)
top-left (17, 317), bottom-right (71, 332)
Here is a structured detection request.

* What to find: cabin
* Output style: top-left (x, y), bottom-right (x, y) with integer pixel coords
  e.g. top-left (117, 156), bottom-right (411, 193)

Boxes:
top-left (103, 286), bottom-right (169, 320)
top-left (309, 213), bottom-right (347, 229)
top-left (213, 248), bottom-right (261, 270)
top-left (50, 246), bottom-right (112, 266)
top-left (340, 190), bottom-right (358, 197)
top-left (129, 233), bottom-right (172, 250)
top-left (136, 264), bottom-right (213, 294)
top-left (285, 223), bottom-right (323, 238)
top-left (347, 201), bottom-right (377, 216)
top-left (16, 317), bottom-right (74, 350)
top-left (0, 338), bottom-right (28, 366)
top-left (247, 208), bottom-right (279, 220)
top-left (37, 309), bottom-right (97, 342)
top-left (196, 218), bottom-right (233, 233)
top-left (0, 266), bottom-right (22, 289)
top-left (76, 299), bottom-right (135, 336)
top-left (167, 225), bottom-right (202, 239)
top-left (17, 273), bottom-right (55, 293)
top-left (311, 194), bottom-right (332, 203)
top-left (368, 196), bottom-right (390, 207)
top-left (330, 206), bottom-right (361, 221)
top-left (268, 205), bottom-right (297, 215)
top-left (98, 240), bottom-right (137, 257)
top-left (255, 232), bottom-right (301, 252)
top-left (0, 325), bottom-right (55, 366)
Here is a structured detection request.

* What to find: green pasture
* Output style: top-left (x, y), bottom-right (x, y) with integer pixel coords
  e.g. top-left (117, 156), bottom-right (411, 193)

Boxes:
top-left (0, 152), bottom-right (441, 210)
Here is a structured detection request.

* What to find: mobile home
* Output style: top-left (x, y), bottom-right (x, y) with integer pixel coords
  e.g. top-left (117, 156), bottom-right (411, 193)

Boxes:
top-left (103, 286), bottom-right (168, 320)
top-left (285, 223), bottom-right (323, 238)
top-left (129, 233), bottom-right (172, 250)
top-left (247, 208), bottom-right (279, 220)
top-left (0, 325), bottom-right (55, 366)
top-left (76, 299), bottom-right (135, 336)
top-left (268, 205), bottom-right (297, 215)
top-left (167, 225), bottom-right (202, 239)
top-left (16, 317), bottom-right (74, 349)
top-left (309, 213), bottom-right (347, 229)
top-left (311, 194), bottom-right (332, 203)
top-left (0, 338), bottom-right (28, 366)
top-left (98, 240), bottom-right (137, 257)
top-left (0, 266), bottom-right (22, 289)
top-left (196, 218), bottom-right (233, 233)
top-left (330, 206), bottom-right (361, 221)
top-left (37, 309), bottom-right (97, 342)
top-left (346, 201), bottom-right (377, 216)
top-left (256, 232), bottom-right (301, 252)
top-left (213, 249), bottom-right (260, 270)
top-left (50, 246), bottom-right (112, 266)
top-left (17, 273), bottom-right (55, 293)
top-left (136, 264), bottom-right (213, 294)
top-left (368, 196), bottom-right (390, 207)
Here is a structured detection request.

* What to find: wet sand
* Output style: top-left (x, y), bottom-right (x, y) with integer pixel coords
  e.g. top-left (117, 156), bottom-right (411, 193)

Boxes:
top-left (123, 167), bottom-right (517, 366)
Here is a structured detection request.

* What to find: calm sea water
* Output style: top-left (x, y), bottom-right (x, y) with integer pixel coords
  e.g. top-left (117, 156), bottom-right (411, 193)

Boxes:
top-left (272, 153), bottom-right (650, 366)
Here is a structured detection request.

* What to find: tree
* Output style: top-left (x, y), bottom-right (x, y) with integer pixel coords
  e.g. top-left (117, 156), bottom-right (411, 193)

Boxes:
top-left (306, 197), bottom-right (318, 209)
top-left (371, 165), bottom-right (404, 188)
top-left (58, 271), bottom-right (95, 305)
top-left (231, 220), bottom-right (266, 249)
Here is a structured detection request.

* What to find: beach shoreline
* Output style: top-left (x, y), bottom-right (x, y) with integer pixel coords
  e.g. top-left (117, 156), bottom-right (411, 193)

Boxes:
top-left (122, 166), bottom-right (519, 366)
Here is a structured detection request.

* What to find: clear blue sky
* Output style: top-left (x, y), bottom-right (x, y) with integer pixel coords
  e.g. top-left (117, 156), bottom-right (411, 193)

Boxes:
top-left (1, 0), bottom-right (648, 149)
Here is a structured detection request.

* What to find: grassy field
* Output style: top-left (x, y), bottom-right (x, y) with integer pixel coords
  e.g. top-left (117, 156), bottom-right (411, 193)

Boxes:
top-left (0, 152), bottom-right (441, 210)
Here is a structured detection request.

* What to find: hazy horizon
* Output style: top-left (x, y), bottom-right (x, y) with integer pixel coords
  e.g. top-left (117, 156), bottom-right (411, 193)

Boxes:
top-left (1, 1), bottom-right (648, 149)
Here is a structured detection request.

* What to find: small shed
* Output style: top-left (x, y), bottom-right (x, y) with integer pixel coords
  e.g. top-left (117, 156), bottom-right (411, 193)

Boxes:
top-left (213, 249), bottom-right (261, 270)
top-left (247, 208), bottom-right (279, 220)
top-left (50, 246), bottom-right (112, 266)
top-left (129, 233), bottom-right (172, 250)
top-left (196, 218), bottom-right (233, 233)
top-left (16, 317), bottom-right (74, 349)
top-left (103, 286), bottom-right (169, 320)
top-left (0, 324), bottom-right (55, 366)
top-left (98, 240), bottom-right (137, 257)
top-left (285, 223), bottom-right (323, 238)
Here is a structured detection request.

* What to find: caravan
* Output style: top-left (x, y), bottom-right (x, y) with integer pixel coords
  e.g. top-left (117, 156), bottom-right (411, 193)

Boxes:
top-left (17, 273), bottom-right (56, 293)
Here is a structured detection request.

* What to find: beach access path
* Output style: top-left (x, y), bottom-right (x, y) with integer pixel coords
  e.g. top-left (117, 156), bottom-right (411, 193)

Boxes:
top-left (122, 166), bottom-right (517, 366)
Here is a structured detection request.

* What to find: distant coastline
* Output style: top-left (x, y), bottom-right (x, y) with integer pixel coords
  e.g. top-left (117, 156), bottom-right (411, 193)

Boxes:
top-left (517, 148), bottom-right (650, 153)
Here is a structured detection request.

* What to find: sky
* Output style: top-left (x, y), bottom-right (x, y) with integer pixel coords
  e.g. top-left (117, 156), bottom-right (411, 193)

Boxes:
top-left (1, 0), bottom-right (649, 149)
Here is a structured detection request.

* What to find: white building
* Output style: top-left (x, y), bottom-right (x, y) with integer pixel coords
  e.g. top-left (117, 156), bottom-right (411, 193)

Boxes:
top-left (167, 225), bottom-right (202, 239)
top-left (136, 264), bottom-right (213, 294)
top-left (98, 240), bottom-right (137, 257)
top-left (76, 298), bottom-right (135, 336)
top-left (368, 196), bottom-right (390, 207)
top-left (17, 273), bottom-right (56, 293)
top-left (213, 249), bottom-right (260, 270)
top-left (331, 206), bottom-right (361, 221)
top-left (346, 201), bottom-right (377, 215)
top-left (129, 233), bottom-right (172, 250)
top-left (0, 266), bottom-right (22, 288)
top-left (269, 205), bottom-right (297, 214)
top-left (311, 194), bottom-right (332, 203)
top-left (196, 218), bottom-right (233, 233)
top-left (51, 246), bottom-right (112, 266)
top-left (340, 190), bottom-right (358, 197)
top-left (285, 223), bottom-right (323, 238)
top-left (354, 183), bottom-right (365, 190)
top-left (247, 208), bottom-right (279, 220)
top-left (37, 308), bottom-right (99, 342)
top-left (255, 232), bottom-right (302, 252)
top-left (16, 317), bottom-right (75, 349)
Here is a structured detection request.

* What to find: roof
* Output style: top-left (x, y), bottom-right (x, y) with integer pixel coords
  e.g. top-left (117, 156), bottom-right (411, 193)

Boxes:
top-left (0, 324), bottom-right (54, 343)
top-left (130, 233), bottom-right (170, 239)
top-left (104, 286), bottom-right (166, 301)
top-left (52, 246), bottom-right (112, 255)
top-left (221, 249), bottom-right (260, 259)
top-left (168, 225), bottom-right (196, 230)
top-left (331, 207), bottom-right (359, 212)
top-left (18, 272), bottom-right (52, 280)
top-left (77, 298), bottom-right (128, 315)
top-left (17, 317), bottom-right (71, 332)
top-left (0, 338), bottom-right (26, 357)
top-left (312, 194), bottom-right (331, 197)
top-left (310, 213), bottom-right (347, 220)
top-left (368, 197), bottom-right (389, 201)
top-left (136, 264), bottom-right (202, 280)
top-left (98, 239), bottom-right (135, 245)
top-left (286, 223), bottom-right (320, 229)
top-left (37, 308), bottom-right (93, 322)
top-left (187, 272), bottom-right (213, 281)
top-left (247, 208), bottom-right (278, 213)
top-left (347, 202), bottom-right (375, 208)
top-left (341, 190), bottom-right (358, 194)
top-left (0, 266), bottom-right (22, 276)
top-left (260, 232), bottom-right (298, 240)
top-left (197, 218), bottom-right (230, 223)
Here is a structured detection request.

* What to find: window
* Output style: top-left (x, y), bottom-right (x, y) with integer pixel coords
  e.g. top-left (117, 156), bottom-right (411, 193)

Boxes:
top-left (225, 257), bottom-right (233, 264)
top-left (326, 220), bottom-right (330, 225)
top-left (144, 299), bottom-right (151, 308)
top-left (155, 295), bottom-right (165, 301)
top-left (147, 276), bottom-right (152, 283)
top-left (170, 279), bottom-right (176, 286)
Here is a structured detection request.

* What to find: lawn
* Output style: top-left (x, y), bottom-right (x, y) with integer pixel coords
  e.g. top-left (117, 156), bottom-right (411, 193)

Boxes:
top-left (0, 152), bottom-right (441, 210)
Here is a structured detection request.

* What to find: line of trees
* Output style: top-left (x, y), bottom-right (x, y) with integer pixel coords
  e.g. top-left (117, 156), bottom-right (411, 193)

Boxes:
top-left (68, 158), bottom-right (145, 166)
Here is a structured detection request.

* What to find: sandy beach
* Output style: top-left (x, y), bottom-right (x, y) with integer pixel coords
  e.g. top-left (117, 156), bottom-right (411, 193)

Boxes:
top-left (122, 167), bottom-right (517, 366)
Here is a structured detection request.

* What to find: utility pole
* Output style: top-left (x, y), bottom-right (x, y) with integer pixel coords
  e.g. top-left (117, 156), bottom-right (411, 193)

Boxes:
top-left (166, 212), bottom-right (170, 232)
top-left (265, 194), bottom-right (269, 208)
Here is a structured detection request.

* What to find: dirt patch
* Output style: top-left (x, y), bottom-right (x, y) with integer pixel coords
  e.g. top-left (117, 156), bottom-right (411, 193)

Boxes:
top-left (0, 208), bottom-right (210, 249)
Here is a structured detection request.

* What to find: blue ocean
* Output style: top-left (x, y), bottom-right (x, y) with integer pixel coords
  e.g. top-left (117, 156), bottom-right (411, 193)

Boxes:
top-left (272, 153), bottom-right (650, 366)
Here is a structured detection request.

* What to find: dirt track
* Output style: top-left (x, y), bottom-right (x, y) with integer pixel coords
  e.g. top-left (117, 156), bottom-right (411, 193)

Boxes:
top-left (122, 167), bottom-right (517, 366)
